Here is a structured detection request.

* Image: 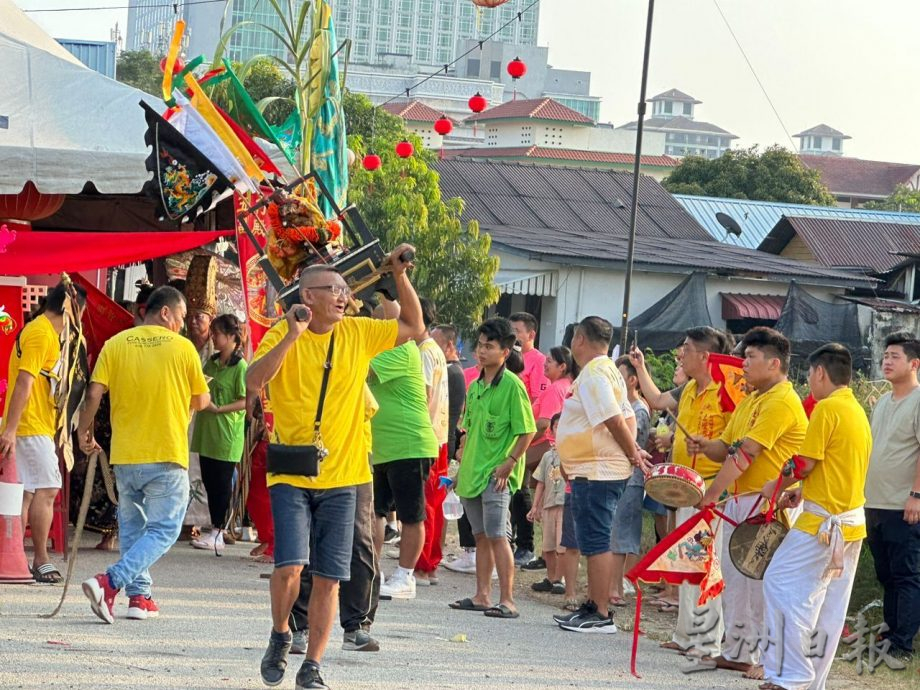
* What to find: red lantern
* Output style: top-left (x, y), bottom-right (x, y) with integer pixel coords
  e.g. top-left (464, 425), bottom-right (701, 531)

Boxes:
top-left (434, 116), bottom-right (453, 136)
top-left (0, 181), bottom-right (65, 223)
top-left (395, 140), bottom-right (414, 158)
top-left (507, 57), bottom-right (527, 80)
top-left (159, 56), bottom-right (186, 75)
top-left (362, 153), bottom-right (382, 171)
top-left (468, 92), bottom-right (487, 113)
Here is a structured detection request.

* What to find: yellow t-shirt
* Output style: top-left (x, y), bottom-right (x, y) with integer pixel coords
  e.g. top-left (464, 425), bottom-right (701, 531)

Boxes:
top-left (2, 315), bottom-right (61, 438)
top-left (91, 325), bottom-right (209, 467)
top-left (795, 387), bottom-right (871, 541)
top-left (673, 379), bottom-right (732, 484)
top-left (363, 384), bottom-right (378, 452)
top-left (721, 380), bottom-right (807, 495)
top-left (255, 317), bottom-right (397, 490)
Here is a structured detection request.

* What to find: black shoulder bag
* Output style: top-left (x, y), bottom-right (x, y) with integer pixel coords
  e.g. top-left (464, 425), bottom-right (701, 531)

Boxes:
top-left (266, 333), bottom-right (335, 477)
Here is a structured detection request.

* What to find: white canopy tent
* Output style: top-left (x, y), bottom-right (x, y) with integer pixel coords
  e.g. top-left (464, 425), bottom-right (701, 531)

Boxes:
top-left (0, 0), bottom-right (160, 194)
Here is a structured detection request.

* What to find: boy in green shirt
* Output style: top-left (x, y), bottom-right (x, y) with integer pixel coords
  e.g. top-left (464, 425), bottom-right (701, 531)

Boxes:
top-left (451, 318), bottom-right (535, 619)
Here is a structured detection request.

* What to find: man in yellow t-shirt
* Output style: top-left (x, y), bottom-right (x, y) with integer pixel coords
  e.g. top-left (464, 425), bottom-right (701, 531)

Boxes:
top-left (77, 286), bottom-right (210, 624)
top-left (691, 328), bottom-right (808, 675)
top-left (0, 281), bottom-right (86, 584)
top-left (246, 245), bottom-right (423, 690)
top-left (630, 326), bottom-right (735, 658)
top-left (758, 344), bottom-right (871, 690)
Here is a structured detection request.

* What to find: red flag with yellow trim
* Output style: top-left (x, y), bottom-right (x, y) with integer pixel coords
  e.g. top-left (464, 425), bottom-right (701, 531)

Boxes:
top-left (708, 353), bottom-right (746, 412)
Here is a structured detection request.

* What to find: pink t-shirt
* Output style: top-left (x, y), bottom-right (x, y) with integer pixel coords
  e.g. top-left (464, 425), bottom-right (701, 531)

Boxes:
top-left (532, 376), bottom-right (571, 443)
top-left (521, 348), bottom-right (549, 403)
top-left (463, 365), bottom-right (480, 390)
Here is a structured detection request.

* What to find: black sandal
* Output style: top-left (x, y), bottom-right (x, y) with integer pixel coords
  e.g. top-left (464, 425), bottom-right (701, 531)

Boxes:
top-left (32, 563), bottom-right (63, 584)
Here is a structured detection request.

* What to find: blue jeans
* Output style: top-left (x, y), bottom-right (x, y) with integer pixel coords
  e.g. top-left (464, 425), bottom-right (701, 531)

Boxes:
top-left (107, 463), bottom-right (189, 597)
top-left (570, 477), bottom-right (626, 556)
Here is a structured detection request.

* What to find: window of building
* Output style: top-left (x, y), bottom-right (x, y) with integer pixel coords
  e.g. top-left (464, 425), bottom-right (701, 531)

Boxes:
top-left (439, 16), bottom-right (452, 31)
top-left (376, 28), bottom-right (390, 43)
top-left (418, 15), bottom-right (432, 29)
top-left (437, 48), bottom-right (451, 63)
top-left (812, 136), bottom-right (822, 149)
top-left (832, 137), bottom-right (841, 151)
top-left (356, 26), bottom-right (370, 40)
top-left (417, 47), bottom-right (431, 62)
top-left (490, 60), bottom-right (501, 79)
top-left (397, 29), bottom-right (411, 44)
top-left (664, 101), bottom-right (672, 114)
top-left (398, 15), bottom-right (411, 28)
top-left (683, 102), bottom-right (692, 115)
top-left (357, 10), bottom-right (371, 24)
top-left (467, 58), bottom-right (481, 76)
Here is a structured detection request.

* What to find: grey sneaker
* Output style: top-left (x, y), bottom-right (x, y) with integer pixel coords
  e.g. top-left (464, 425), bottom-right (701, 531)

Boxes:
top-left (260, 629), bottom-right (292, 687)
top-left (290, 629), bottom-right (307, 655)
top-left (558, 600), bottom-right (617, 634)
top-left (342, 628), bottom-right (380, 652)
top-left (295, 662), bottom-right (329, 690)
top-left (514, 549), bottom-right (535, 567)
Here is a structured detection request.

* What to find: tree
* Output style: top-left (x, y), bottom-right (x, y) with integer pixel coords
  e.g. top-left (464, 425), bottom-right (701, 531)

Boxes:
top-left (662, 145), bottom-right (837, 206)
top-left (863, 184), bottom-right (920, 213)
top-left (116, 50), bottom-right (163, 97)
top-left (343, 91), bottom-right (499, 337)
top-left (208, 57), bottom-right (295, 126)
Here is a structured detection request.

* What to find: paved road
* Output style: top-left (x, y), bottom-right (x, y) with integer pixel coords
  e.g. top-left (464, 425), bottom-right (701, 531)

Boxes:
top-left (0, 536), bottom-right (768, 690)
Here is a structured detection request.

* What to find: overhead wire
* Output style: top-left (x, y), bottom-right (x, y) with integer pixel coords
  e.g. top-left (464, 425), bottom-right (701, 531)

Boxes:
top-left (24, 0), bottom-right (226, 12)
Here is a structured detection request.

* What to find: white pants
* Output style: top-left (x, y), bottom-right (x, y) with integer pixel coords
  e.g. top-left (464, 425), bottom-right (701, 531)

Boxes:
top-left (720, 494), bottom-right (767, 665)
top-left (763, 529), bottom-right (861, 690)
top-left (671, 504), bottom-right (724, 656)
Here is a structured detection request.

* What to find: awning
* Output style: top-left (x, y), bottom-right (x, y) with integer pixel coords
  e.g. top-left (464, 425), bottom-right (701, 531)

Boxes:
top-left (721, 292), bottom-right (786, 320)
top-left (495, 270), bottom-right (558, 297)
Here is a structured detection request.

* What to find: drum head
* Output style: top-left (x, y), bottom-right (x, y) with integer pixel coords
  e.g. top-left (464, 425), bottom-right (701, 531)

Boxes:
top-left (645, 476), bottom-right (703, 509)
top-left (729, 518), bottom-right (788, 580)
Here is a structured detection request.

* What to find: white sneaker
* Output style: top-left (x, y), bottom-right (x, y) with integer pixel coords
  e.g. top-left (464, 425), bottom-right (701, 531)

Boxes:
top-left (444, 549), bottom-right (477, 574)
top-left (192, 530), bottom-right (224, 555)
top-left (379, 570), bottom-right (416, 599)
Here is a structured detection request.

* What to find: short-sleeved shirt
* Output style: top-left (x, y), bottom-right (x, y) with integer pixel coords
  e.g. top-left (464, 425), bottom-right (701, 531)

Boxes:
top-left (721, 380), bottom-right (808, 495)
top-left (456, 367), bottom-right (536, 499)
top-left (673, 379), bottom-right (732, 484)
top-left (255, 317), bottom-right (397, 489)
top-left (521, 348), bottom-right (549, 403)
top-left (865, 387), bottom-right (920, 510)
top-left (556, 356), bottom-right (635, 481)
top-left (446, 361), bottom-right (466, 454)
top-left (191, 356), bottom-right (248, 462)
top-left (631, 398), bottom-right (651, 449)
top-left (463, 365), bottom-right (480, 390)
top-left (418, 338), bottom-right (449, 446)
top-left (2, 315), bottom-right (62, 438)
top-left (368, 341), bottom-right (438, 465)
top-left (533, 447), bottom-right (565, 508)
top-left (795, 387), bottom-right (872, 541)
top-left (532, 376), bottom-right (572, 443)
top-left (92, 325), bottom-right (209, 467)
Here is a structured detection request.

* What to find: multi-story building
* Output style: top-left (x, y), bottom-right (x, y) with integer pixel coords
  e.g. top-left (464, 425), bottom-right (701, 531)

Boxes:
top-left (126, 0), bottom-right (187, 56)
top-left (794, 124), bottom-right (850, 156)
top-left (621, 88), bottom-right (737, 159)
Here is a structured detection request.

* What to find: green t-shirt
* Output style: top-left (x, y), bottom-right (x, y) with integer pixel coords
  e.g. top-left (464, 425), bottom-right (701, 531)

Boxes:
top-left (190, 356), bottom-right (247, 462)
top-left (457, 368), bottom-right (536, 499)
top-left (368, 341), bottom-right (439, 464)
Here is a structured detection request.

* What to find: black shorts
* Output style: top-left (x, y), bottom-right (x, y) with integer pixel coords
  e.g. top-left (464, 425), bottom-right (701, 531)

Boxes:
top-left (373, 458), bottom-right (432, 524)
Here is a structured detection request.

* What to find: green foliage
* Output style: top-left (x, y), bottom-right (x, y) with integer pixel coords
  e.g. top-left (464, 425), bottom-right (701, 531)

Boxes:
top-left (863, 184), bottom-right (920, 213)
top-left (343, 91), bottom-right (499, 338)
top-left (663, 145), bottom-right (837, 206)
top-left (644, 349), bottom-right (677, 392)
top-left (115, 50), bottom-right (163, 97)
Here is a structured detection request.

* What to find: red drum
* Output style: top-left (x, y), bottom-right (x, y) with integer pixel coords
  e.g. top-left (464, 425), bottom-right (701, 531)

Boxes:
top-left (644, 463), bottom-right (705, 508)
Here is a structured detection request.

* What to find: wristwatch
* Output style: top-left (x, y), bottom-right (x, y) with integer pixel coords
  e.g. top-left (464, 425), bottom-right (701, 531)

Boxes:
top-left (910, 490), bottom-right (920, 500)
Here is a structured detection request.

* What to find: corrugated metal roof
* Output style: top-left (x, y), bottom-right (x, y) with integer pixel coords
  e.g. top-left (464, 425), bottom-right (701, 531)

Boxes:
top-left (674, 194), bottom-right (920, 249)
top-left (721, 293), bottom-right (786, 320)
top-left (442, 146), bottom-right (679, 167)
top-left (434, 159), bottom-right (711, 241)
top-left (484, 225), bottom-right (875, 288)
top-left (495, 270), bottom-right (558, 297)
top-left (765, 216), bottom-right (920, 274)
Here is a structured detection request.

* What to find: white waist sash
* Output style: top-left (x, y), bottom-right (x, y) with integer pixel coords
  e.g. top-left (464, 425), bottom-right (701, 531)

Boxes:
top-left (802, 500), bottom-right (865, 579)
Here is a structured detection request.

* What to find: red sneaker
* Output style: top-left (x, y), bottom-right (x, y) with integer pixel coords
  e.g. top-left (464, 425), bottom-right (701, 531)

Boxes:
top-left (82, 573), bottom-right (119, 624)
top-left (126, 595), bottom-right (160, 620)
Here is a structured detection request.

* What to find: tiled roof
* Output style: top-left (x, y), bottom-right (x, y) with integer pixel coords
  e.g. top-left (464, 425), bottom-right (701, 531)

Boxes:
top-left (649, 88), bottom-right (701, 104)
top-left (794, 124), bottom-right (850, 139)
top-left (674, 193), bottom-right (920, 250)
top-left (381, 100), bottom-right (454, 124)
top-left (465, 97), bottom-right (593, 125)
top-left (621, 116), bottom-right (738, 138)
top-left (798, 154), bottom-right (920, 198)
top-left (433, 158), bottom-right (711, 241)
top-left (759, 216), bottom-right (920, 274)
top-left (441, 146), bottom-right (680, 168)
top-left (483, 225), bottom-right (875, 288)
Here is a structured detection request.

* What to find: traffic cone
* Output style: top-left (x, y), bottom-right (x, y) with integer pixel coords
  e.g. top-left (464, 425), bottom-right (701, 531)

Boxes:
top-left (0, 456), bottom-right (34, 584)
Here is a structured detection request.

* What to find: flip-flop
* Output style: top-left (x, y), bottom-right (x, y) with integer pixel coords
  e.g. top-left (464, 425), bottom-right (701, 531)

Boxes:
top-left (658, 603), bottom-right (679, 613)
top-left (758, 684), bottom-right (787, 690)
top-left (660, 641), bottom-right (689, 653)
top-left (483, 604), bottom-right (519, 619)
top-left (609, 596), bottom-right (628, 607)
top-left (32, 563), bottom-right (63, 585)
top-left (449, 597), bottom-right (489, 611)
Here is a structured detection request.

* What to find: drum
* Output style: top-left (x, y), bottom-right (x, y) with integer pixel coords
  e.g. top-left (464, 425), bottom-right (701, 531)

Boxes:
top-left (644, 463), bottom-right (705, 509)
top-left (729, 515), bottom-right (788, 580)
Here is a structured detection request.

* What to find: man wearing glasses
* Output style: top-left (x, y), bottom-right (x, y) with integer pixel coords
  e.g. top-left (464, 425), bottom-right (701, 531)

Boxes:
top-left (246, 245), bottom-right (423, 690)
